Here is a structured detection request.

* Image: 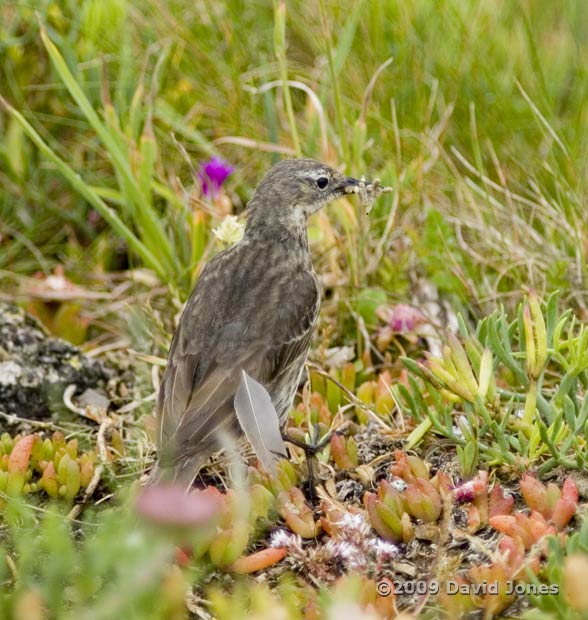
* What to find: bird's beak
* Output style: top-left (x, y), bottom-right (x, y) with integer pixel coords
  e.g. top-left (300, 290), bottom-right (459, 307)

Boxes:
top-left (335, 177), bottom-right (360, 194)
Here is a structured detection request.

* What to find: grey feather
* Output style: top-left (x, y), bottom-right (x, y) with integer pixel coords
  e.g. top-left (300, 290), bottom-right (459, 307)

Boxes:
top-left (234, 370), bottom-right (287, 475)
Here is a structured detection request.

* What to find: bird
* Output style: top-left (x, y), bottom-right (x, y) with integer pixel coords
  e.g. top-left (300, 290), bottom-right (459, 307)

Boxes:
top-left (155, 158), bottom-right (361, 486)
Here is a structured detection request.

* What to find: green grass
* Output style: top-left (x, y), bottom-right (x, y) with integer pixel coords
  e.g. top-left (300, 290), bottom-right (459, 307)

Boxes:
top-left (2, 0), bottom-right (587, 307)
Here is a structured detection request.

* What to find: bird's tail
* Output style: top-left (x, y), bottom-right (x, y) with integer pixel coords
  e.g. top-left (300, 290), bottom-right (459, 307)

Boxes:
top-left (145, 454), bottom-right (206, 491)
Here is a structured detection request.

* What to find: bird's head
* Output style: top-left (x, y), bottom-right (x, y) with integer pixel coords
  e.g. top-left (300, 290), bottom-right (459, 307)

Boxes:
top-left (245, 158), bottom-right (359, 232)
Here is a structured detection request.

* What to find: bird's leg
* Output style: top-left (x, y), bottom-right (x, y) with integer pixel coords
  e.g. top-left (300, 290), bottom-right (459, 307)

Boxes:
top-left (283, 425), bottom-right (332, 455)
top-left (282, 424), bottom-right (332, 501)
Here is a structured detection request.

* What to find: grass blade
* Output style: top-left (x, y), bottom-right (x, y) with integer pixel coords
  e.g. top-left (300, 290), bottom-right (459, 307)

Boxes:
top-left (39, 23), bottom-right (178, 278)
top-left (0, 96), bottom-right (166, 280)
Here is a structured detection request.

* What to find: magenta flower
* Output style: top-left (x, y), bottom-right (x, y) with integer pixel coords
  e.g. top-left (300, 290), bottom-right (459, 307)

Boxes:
top-left (385, 304), bottom-right (426, 333)
top-left (197, 157), bottom-right (234, 198)
top-left (375, 303), bottom-right (427, 350)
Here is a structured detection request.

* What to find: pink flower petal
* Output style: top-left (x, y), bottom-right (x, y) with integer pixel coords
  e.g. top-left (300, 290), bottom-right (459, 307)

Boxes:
top-left (135, 483), bottom-right (221, 527)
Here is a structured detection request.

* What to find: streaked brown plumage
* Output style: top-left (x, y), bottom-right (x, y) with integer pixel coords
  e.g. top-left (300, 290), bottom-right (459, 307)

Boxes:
top-left (156, 158), bottom-right (359, 485)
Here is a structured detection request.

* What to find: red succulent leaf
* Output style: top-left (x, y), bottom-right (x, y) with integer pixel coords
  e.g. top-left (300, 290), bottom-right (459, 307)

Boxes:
top-left (230, 546), bottom-right (287, 574)
top-left (497, 536), bottom-right (525, 571)
top-left (561, 478), bottom-right (579, 504)
top-left (552, 499), bottom-right (577, 530)
top-left (278, 487), bottom-right (319, 538)
top-left (175, 546), bottom-right (193, 567)
top-left (488, 485), bottom-right (515, 517)
top-left (525, 512), bottom-right (556, 546)
top-left (432, 470), bottom-right (453, 499)
top-left (390, 449), bottom-right (428, 482)
top-left (519, 474), bottom-right (549, 517)
top-left (330, 434), bottom-right (355, 470)
top-left (8, 434), bottom-right (38, 474)
top-left (489, 515), bottom-right (532, 548)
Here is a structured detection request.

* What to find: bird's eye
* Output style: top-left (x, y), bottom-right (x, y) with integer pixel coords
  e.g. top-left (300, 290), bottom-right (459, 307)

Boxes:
top-left (316, 176), bottom-right (329, 190)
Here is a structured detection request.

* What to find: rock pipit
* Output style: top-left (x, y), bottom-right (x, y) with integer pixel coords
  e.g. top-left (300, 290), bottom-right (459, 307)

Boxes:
top-left (156, 158), bottom-right (389, 485)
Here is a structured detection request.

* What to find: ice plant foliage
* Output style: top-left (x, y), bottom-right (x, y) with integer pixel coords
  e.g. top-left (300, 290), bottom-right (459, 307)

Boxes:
top-left (249, 459), bottom-right (299, 497)
top-left (197, 156), bottom-right (234, 198)
top-left (436, 473), bottom-right (580, 616)
top-left (354, 370), bottom-right (395, 422)
top-left (518, 473), bottom-right (578, 530)
top-left (363, 451), bottom-right (450, 543)
top-left (136, 481), bottom-right (282, 571)
top-left (455, 470), bottom-right (578, 539)
top-left (0, 431), bottom-right (115, 502)
top-left (396, 293), bottom-right (588, 477)
top-left (277, 486), bottom-right (320, 538)
top-left (330, 433), bottom-right (358, 469)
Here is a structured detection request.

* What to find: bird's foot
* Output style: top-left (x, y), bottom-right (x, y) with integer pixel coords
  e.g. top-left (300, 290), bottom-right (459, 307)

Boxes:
top-left (282, 425), bottom-right (331, 502)
top-left (282, 427), bottom-right (332, 456)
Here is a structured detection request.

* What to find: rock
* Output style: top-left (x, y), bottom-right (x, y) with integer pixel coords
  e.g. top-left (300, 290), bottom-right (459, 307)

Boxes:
top-left (78, 388), bottom-right (110, 412)
top-left (0, 303), bottom-right (111, 419)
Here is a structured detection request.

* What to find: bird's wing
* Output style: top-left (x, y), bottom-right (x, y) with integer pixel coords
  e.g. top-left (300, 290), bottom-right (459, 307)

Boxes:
top-left (156, 239), bottom-right (320, 480)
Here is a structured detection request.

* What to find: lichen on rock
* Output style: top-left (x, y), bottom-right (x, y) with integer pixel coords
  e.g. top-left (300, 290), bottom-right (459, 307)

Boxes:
top-left (0, 303), bottom-right (111, 419)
